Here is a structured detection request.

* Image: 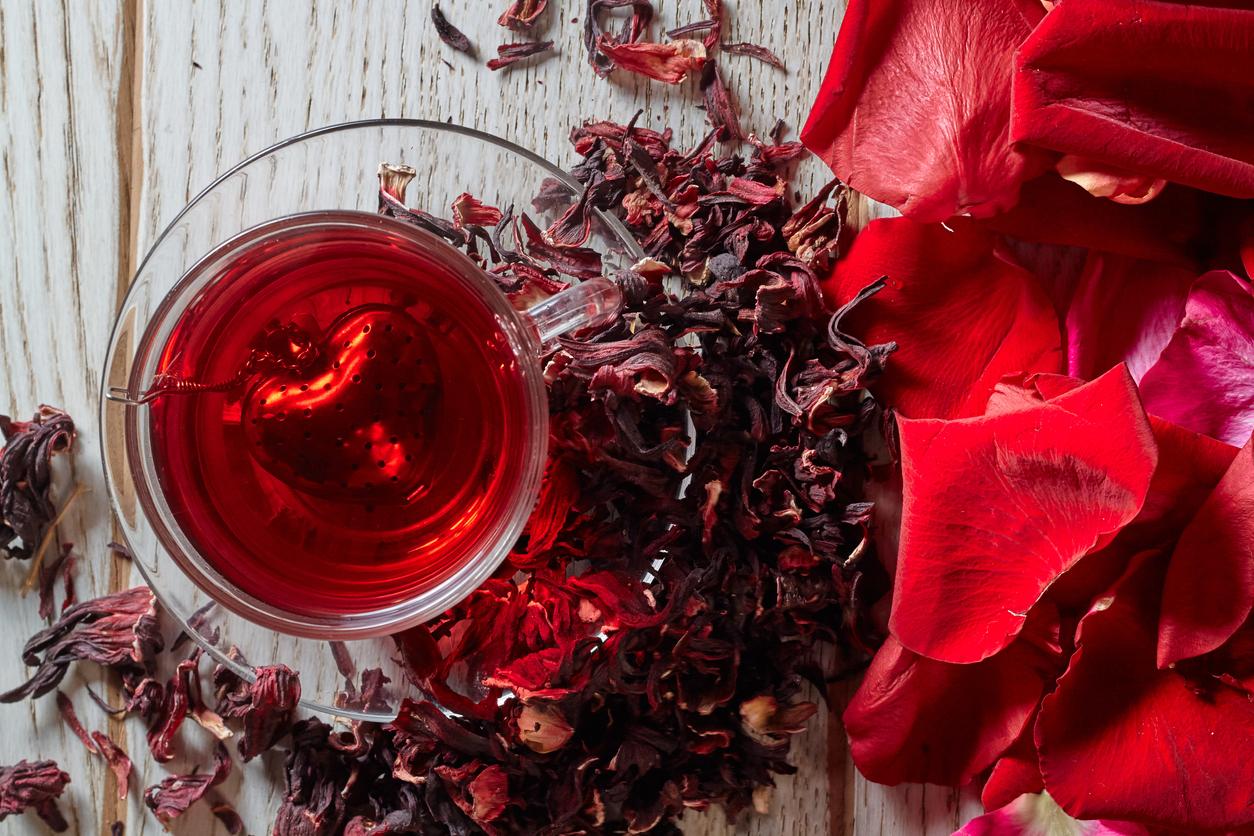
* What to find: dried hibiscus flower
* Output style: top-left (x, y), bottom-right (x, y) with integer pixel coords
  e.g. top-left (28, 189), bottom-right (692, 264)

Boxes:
top-left (214, 662), bottom-right (301, 761)
top-left (0, 586), bottom-right (161, 702)
top-left (0, 759), bottom-right (71, 832)
top-left (0, 405), bottom-right (76, 560)
top-left (143, 742), bottom-right (232, 826)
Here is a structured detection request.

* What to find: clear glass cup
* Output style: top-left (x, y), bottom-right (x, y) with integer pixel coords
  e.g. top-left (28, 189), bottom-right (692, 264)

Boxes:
top-left (101, 119), bottom-right (643, 718)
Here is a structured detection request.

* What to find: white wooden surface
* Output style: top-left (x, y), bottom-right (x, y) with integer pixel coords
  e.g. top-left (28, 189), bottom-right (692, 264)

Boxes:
top-left (0, 1), bottom-right (982, 833)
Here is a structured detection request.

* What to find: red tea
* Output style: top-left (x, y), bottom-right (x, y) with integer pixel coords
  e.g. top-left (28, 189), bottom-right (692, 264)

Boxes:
top-left (147, 217), bottom-right (536, 619)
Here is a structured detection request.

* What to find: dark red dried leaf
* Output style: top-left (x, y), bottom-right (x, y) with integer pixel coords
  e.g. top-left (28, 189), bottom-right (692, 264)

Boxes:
top-left (91, 732), bottom-right (132, 800)
top-left (701, 60), bottom-right (744, 142)
top-left (38, 544), bottom-right (75, 621)
top-left (55, 690), bottom-right (95, 751)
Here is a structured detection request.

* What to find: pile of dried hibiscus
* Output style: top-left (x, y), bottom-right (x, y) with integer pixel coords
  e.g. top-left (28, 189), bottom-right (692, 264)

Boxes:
top-left (0, 113), bottom-right (888, 833)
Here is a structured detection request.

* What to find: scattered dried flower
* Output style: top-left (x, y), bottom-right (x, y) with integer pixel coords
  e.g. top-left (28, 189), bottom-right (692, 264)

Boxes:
top-left (143, 742), bottom-right (232, 826)
top-left (215, 663), bottom-right (301, 761)
top-left (0, 586), bottom-right (161, 703)
top-left (0, 760), bottom-right (70, 832)
top-left (0, 405), bottom-right (75, 561)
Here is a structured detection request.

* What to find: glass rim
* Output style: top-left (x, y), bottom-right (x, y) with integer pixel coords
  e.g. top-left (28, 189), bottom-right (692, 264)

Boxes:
top-left (120, 210), bottom-right (550, 640)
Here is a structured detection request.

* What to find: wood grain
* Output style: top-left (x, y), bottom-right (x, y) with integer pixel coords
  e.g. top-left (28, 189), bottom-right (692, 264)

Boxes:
top-left (0, 1), bottom-right (983, 833)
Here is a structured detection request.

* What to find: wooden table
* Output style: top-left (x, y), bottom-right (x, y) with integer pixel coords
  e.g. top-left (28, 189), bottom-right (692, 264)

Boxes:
top-left (0, 1), bottom-right (981, 833)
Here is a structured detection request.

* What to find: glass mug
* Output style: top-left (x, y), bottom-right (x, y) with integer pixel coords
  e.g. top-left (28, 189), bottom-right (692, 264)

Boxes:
top-left (102, 121), bottom-right (642, 713)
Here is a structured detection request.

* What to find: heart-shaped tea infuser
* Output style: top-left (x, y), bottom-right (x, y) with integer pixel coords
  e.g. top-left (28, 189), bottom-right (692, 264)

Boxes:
top-left (241, 304), bottom-right (440, 503)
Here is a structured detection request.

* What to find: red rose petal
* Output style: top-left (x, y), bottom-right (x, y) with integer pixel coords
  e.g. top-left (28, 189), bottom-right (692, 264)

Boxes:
top-left (1061, 253), bottom-right (1195, 382)
top-left (980, 726), bottom-right (1044, 812)
top-left (844, 610), bottom-right (1062, 787)
top-left (1038, 554), bottom-right (1254, 831)
top-left (801, 0), bottom-right (1049, 221)
top-left (892, 367), bottom-right (1157, 663)
top-left (1134, 417), bottom-right (1237, 549)
top-left (1138, 271), bottom-right (1254, 447)
top-left (1013, 0), bottom-right (1254, 200)
top-left (1158, 435), bottom-right (1254, 667)
top-left (983, 176), bottom-right (1204, 267)
top-left (823, 218), bottom-right (1062, 420)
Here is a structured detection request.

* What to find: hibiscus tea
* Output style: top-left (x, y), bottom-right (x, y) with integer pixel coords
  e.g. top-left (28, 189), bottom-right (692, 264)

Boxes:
top-left (146, 214), bottom-right (537, 624)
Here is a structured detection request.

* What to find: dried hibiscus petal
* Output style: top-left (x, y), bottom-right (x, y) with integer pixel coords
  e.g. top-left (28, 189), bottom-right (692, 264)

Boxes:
top-left (451, 193), bottom-right (504, 231)
top-left (143, 742), bottom-right (232, 826)
top-left (0, 586), bottom-right (161, 702)
top-left (595, 36), bottom-right (707, 84)
top-left (487, 40), bottom-right (555, 72)
top-left (0, 405), bottom-right (75, 560)
top-left (0, 759), bottom-right (70, 832)
top-left (583, 0), bottom-right (655, 76)
top-left (498, 0), bottom-right (547, 29)
top-left (54, 693), bottom-right (135, 799)
top-left (721, 41), bottom-right (786, 71)
top-left (431, 4), bottom-right (474, 55)
top-left (700, 60), bottom-right (744, 142)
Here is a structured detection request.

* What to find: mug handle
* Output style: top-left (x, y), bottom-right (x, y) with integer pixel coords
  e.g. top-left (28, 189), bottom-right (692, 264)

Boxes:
top-left (522, 276), bottom-right (623, 345)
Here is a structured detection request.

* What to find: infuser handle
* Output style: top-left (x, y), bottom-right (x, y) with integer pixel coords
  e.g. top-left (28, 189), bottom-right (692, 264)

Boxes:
top-left (523, 277), bottom-right (623, 345)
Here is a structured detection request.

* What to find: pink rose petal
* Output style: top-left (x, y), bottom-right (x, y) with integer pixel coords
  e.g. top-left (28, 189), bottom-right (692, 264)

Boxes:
top-left (1062, 253), bottom-right (1195, 382)
top-left (956, 793), bottom-right (1149, 836)
top-left (1138, 270), bottom-right (1254, 447)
